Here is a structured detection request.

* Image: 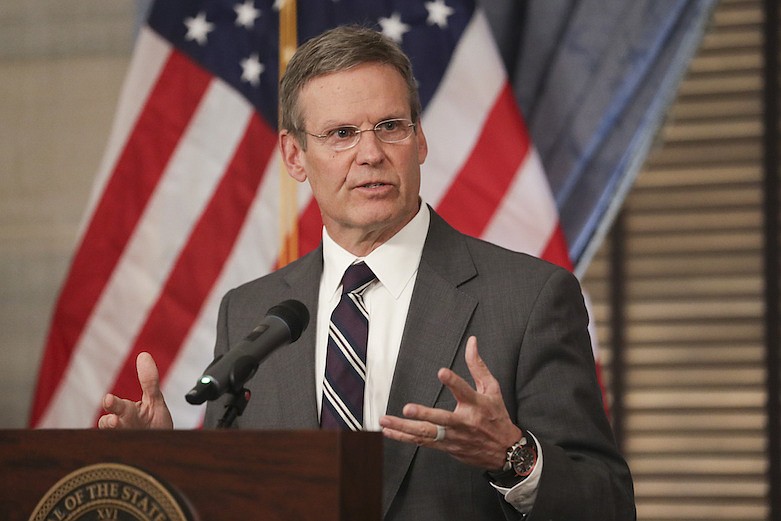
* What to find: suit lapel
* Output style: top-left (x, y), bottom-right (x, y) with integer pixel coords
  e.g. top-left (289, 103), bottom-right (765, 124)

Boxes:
top-left (382, 211), bottom-right (479, 515)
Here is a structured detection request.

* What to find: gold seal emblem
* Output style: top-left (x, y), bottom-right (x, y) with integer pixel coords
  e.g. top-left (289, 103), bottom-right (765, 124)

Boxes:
top-left (28, 463), bottom-right (191, 521)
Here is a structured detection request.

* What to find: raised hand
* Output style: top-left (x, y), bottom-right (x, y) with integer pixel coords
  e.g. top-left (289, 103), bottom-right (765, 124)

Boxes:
top-left (98, 352), bottom-right (173, 429)
top-left (379, 336), bottom-right (522, 470)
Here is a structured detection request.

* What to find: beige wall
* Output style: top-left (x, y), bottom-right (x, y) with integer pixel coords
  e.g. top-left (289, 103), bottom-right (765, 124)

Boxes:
top-left (0, 1), bottom-right (135, 427)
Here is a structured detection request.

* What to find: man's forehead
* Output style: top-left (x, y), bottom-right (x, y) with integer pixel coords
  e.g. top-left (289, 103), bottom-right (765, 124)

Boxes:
top-left (297, 63), bottom-right (410, 124)
top-left (301, 61), bottom-right (405, 90)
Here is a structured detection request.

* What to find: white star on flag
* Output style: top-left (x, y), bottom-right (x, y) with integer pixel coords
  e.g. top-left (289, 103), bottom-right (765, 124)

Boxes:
top-left (183, 12), bottom-right (214, 46)
top-left (234, 0), bottom-right (260, 29)
top-left (240, 53), bottom-right (264, 86)
top-left (425, 0), bottom-right (455, 29)
top-left (378, 12), bottom-right (410, 43)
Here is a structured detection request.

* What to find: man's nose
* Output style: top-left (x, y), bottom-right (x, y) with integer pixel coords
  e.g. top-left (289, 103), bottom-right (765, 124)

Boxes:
top-left (354, 129), bottom-right (385, 163)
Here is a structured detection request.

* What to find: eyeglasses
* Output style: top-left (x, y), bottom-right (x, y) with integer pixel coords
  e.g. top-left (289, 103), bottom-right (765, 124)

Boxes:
top-left (301, 118), bottom-right (416, 151)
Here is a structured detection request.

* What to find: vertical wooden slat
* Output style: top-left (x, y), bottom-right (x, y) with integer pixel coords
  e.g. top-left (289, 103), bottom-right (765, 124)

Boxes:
top-left (761, 0), bottom-right (780, 518)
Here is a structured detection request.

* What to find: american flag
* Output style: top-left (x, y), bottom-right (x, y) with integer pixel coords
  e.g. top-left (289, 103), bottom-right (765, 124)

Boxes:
top-left (30, 0), bottom-right (574, 429)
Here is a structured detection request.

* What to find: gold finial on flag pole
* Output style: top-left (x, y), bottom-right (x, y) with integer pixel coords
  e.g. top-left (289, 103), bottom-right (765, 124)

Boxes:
top-left (278, 0), bottom-right (298, 267)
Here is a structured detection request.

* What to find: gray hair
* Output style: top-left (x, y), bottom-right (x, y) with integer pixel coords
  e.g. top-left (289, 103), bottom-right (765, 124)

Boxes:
top-left (279, 25), bottom-right (421, 147)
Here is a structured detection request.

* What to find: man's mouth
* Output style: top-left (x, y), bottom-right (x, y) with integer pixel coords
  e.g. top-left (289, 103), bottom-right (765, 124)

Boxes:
top-left (361, 182), bottom-right (386, 188)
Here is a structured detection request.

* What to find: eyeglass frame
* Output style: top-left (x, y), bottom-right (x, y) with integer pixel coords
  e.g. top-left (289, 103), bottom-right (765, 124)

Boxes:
top-left (297, 118), bottom-right (417, 151)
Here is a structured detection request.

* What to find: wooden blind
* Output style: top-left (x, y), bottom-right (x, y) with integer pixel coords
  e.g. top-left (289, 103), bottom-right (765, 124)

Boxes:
top-left (582, 0), bottom-right (771, 519)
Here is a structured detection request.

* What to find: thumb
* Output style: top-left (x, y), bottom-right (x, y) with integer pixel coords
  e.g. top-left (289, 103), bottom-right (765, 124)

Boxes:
top-left (136, 352), bottom-right (163, 401)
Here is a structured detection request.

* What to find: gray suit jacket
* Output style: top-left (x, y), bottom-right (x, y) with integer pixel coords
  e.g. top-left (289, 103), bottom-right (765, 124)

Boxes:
top-left (204, 209), bottom-right (635, 520)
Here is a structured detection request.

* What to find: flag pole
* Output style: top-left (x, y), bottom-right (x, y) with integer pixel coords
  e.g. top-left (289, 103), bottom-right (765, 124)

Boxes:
top-left (278, 0), bottom-right (298, 267)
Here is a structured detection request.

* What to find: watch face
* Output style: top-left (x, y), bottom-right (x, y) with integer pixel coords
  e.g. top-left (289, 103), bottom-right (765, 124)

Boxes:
top-left (510, 444), bottom-right (537, 477)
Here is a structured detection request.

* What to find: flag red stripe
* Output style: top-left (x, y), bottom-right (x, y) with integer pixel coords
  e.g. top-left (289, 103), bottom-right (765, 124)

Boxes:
top-left (103, 114), bottom-right (277, 407)
top-left (30, 51), bottom-right (213, 426)
top-left (297, 200), bottom-right (324, 257)
top-left (541, 225), bottom-right (574, 271)
top-left (434, 84), bottom-right (530, 238)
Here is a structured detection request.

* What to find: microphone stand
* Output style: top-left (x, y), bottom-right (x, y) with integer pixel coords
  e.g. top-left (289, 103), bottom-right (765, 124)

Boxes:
top-left (215, 354), bottom-right (259, 428)
top-left (217, 387), bottom-right (251, 429)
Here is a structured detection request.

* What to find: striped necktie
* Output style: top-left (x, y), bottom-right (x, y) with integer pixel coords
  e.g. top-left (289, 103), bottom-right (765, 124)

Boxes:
top-left (321, 262), bottom-right (376, 430)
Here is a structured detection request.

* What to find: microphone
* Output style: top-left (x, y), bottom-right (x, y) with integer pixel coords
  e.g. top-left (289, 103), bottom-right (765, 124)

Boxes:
top-left (185, 299), bottom-right (309, 405)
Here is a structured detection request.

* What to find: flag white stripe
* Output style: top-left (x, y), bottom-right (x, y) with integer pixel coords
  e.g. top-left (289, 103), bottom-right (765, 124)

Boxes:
top-left (161, 304), bottom-right (217, 428)
top-left (39, 79), bottom-right (254, 427)
top-left (420, 10), bottom-right (504, 207)
top-left (483, 149), bottom-right (558, 256)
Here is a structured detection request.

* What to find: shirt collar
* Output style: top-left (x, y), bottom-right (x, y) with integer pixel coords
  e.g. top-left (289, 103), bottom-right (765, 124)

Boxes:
top-left (322, 204), bottom-right (430, 300)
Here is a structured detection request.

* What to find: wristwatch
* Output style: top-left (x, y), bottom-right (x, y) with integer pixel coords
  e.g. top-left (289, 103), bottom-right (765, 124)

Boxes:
top-left (485, 433), bottom-right (538, 488)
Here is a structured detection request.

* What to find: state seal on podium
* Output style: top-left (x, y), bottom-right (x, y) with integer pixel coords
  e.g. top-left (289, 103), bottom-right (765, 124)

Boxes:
top-left (28, 463), bottom-right (192, 521)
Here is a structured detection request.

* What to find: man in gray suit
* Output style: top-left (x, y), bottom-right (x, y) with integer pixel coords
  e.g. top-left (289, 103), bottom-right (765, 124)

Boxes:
top-left (100, 25), bottom-right (635, 520)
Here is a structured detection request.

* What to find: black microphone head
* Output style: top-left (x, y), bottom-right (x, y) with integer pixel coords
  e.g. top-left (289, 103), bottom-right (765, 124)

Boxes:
top-left (267, 299), bottom-right (309, 341)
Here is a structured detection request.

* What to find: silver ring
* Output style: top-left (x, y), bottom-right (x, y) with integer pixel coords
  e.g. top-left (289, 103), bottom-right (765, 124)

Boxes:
top-left (434, 424), bottom-right (446, 442)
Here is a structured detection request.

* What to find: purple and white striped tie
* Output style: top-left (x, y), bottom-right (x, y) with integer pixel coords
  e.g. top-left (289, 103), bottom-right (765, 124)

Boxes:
top-left (321, 262), bottom-right (376, 431)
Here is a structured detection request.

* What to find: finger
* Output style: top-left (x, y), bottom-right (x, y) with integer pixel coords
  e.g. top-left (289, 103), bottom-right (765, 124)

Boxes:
top-left (102, 393), bottom-right (129, 416)
top-left (382, 426), bottom-right (442, 447)
top-left (380, 414), bottom-right (431, 436)
top-left (136, 352), bottom-right (163, 401)
top-left (464, 336), bottom-right (500, 395)
top-left (382, 425), bottom-right (427, 446)
top-left (97, 413), bottom-right (117, 429)
top-left (380, 415), bottom-right (445, 445)
top-left (435, 337), bottom-right (497, 403)
top-left (437, 367), bottom-right (480, 405)
top-left (102, 393), bottom-right (115, 413)
top-left (399, 403), bottom-right (454, 426)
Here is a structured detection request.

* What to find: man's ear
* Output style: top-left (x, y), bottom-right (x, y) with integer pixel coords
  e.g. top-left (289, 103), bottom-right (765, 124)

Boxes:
top-left (415, 121), bottom-right (428, 165)
top-left (279, 130), bottom-right (307, 182)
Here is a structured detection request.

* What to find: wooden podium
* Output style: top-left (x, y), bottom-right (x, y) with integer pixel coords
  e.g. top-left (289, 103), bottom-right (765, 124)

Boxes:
top-left (0, 429), bottom-right (382, 521)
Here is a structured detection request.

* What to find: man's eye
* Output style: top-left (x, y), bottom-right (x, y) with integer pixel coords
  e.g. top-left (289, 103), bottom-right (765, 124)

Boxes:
top-left (328, 127), bottom-right (357, 140)
top-left (379, 120), bottom-right (398, 131)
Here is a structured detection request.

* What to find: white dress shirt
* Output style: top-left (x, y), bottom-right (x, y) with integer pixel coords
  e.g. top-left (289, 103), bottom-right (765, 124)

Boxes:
top-left (316, 204), bottom-right (429, 430)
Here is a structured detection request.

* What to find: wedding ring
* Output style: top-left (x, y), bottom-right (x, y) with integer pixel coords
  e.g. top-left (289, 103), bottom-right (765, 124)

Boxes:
top-left (434, 424), bottom-right (446, 442)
